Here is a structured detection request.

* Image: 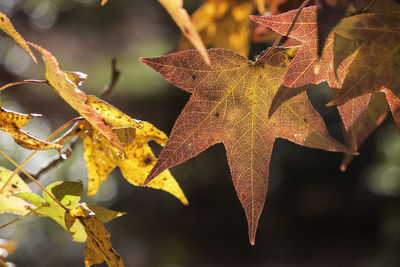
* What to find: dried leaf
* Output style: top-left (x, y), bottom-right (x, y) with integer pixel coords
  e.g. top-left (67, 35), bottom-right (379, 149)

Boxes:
top-left (0, 106), bottom-right (62, 150)
top-left (28, 43), bottom-right (123, 151)
top-left (141, 47), bottom-right (353, 244)
top-left (177, 0), bottom-right (254, 57)
top-left (66, 204), bottom-right (124, 267)
top-left (0, 11), bottom-right (36, 63)
top-left (0, 167), bottom-right (33, 215)
top-left (158, 0), bottom-right (210, 64)
top-left (58, 95), bottom-right (188, 204)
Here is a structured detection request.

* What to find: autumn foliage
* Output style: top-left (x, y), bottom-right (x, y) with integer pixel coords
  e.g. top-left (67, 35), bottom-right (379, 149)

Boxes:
top-left (0, 0), bottom-right (399, 266)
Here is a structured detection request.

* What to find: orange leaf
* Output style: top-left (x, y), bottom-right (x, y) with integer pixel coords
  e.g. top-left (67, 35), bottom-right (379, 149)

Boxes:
top-left (141, 47), bottom-right (353, 244)
top-left (0, 12), bottom-right (36, 63)
top-left (28, 43), bottom-right (123, 151)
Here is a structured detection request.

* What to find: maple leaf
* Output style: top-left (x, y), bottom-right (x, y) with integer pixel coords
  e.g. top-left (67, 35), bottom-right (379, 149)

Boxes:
top-left (141, 47), bottom-right (353, 244)
top-left (159, 0), bottom-right (210, 64)
top-left (25, 43), bottom-right (123, 151)
top-left (57, 95), bottom-right (188, 204)
top-left (0, 11), bottom-right (36, 63)
top-left (0, 105), bottom-right (62, 150)
top-left (177, 0), bottom-right (254, 57)
top-left (0, 167), bottom-right (33, 215)
top-left (315, 0), bottom-right (353, 57)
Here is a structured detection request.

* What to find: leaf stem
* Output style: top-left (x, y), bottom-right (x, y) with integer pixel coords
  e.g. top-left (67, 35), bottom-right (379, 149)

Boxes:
top-left (0, 151), bottom-right (69, 212)
top-left (256, 0), bottom-right (310, 63)
top-left (100, 57), bottom-right (121, 99)
top-left (0, 206), bottom-right (41, 230)
top-left (360, 0), bottom-right (377, 12)
top-left (0, 80), bottom-right (46, 92)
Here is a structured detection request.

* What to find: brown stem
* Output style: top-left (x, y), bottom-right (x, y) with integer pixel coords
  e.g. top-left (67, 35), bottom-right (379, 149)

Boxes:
top-left (29, 137), bottom-right (79, 181)
top-left (100, 57), bottom-right (121, 99)
top-left (360, 0), bottom-right (377, 12)
top-left (0, 80), bottom-right (46, 92)
top-left (0, 206), bottom-right (41, 230)
top-left (256, 0), bottom-right (311, 63)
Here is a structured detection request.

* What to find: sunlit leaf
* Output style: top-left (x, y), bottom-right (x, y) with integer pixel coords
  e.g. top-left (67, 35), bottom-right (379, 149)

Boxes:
top-left (141, 47), bottom-right (353, 244)
top-left (0, 105), bottom-right (62, 150)
top-left (0, 11), bottom-right (36, 63)
top-left (15, 181), bottom-right (87, 242)
top-left (57, 95), bottom-right (188, 204)
top-left (67, 204), bottom-right (124, 267)
top-left (0, 167), bottom-right (33, 215)
top-left (27, 43), bottom-right (123, 151)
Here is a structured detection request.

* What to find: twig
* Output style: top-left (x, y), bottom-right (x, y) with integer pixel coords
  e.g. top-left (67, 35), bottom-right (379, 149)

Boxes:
top-left (360, 0), bottom-right (377, 12)
top-left (26, 137), bottom-right (79, 182)
top-left (0, 80), bottom-right (46, 92)
top-left (100, 57), bottom-right (121, 99)
top-left (0, 206), bottom-right (41, 230)
top-left (256, 0), bottom-right (311, 63)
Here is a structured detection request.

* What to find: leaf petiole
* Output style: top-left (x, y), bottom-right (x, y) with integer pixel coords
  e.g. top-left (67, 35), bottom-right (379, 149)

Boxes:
top-left (255, 0), bottom-right (310, 63)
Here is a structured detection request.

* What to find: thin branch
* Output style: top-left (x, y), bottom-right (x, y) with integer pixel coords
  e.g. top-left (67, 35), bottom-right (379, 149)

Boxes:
top-left (256, 0), bottom-right (311, 63)
top-left (360, 0), bottom-right (377, 12)
top-left (100, 57), bottom-right (121, 99)
top-left (0, 206), bottom-right (41, 230)
top-left (0, 80), bottom-right (46, 92)
top-left (29, 137), bottom-right (79, 181)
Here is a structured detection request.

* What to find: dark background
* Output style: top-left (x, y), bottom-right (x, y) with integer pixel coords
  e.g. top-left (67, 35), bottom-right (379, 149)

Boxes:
top-left (0, 0), bottom-right (400, 266)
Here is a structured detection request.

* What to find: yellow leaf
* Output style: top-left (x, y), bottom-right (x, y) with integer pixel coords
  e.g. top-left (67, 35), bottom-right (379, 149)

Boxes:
top-left (0, 167), bottom-right (33, 215)
top-left (28, 43), bottom-right (123, 151)
top-left (101, 0), bottom-right (108, 5)
top-left (158, 0), bottom-right (210, 64)
top-left (0, 12), bottom-right (36, 63)
top-left (58, 95), bottom-right (188, 204)
top-left (68, 204), bottom-right (124, 267)
top-left (0, 106), bottom-right (62, 150)
top-left (177, 0), bottom-right (254, 57)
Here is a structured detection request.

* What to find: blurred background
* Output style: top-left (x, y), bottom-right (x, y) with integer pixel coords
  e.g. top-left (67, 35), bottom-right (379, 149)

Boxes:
top-left (0, 0), bottom-right (400, 266)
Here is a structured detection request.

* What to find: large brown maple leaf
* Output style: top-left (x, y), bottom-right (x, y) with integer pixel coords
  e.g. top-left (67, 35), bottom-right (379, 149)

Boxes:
top-left (141, 47), bottom-right (352, 244)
